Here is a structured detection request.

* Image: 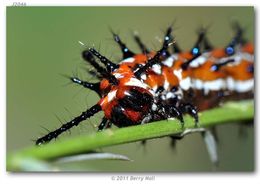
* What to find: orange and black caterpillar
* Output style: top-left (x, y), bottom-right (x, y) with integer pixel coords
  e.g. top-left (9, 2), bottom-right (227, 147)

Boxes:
top-left (35, 23), bottom-right (254, 145)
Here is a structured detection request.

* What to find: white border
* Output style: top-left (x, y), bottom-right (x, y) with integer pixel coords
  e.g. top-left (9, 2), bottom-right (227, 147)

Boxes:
top-left (1, 0), bottom-right (259, 186)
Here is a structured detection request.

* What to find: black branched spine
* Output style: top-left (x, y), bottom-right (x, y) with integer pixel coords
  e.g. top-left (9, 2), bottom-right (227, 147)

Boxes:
top-left (36, 104), bottom-right (102, 145)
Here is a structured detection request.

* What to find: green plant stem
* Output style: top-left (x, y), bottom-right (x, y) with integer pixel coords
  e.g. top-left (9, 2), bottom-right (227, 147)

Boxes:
top-left (7, 100), bottom-right (253, 171)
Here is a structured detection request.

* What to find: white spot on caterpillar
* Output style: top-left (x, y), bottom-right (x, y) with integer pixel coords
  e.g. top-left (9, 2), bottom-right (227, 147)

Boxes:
top-left (107, 90), bottom-right (117, 102)
top-left (180, 77), bottom-right (191, 90)
top-left (194, 79), bottom-right (204, 90)
top-left (174, 69), bottom-right (182, 80)
top-left (190, 55), bottom-right (207, 67)
top-left (152, 103), bottom-right (157, 111)
top-left (162, 55), bottom-right (176, 67)
top-left (227, 77), bottom-right (254, 93)
top-left (141, 74), bottom-right (147, 80)
top-left (125, 78), bottom-right (149, 90)
top-left (166, 92), bottom-right (175, 99)
top-left (161, 94), bottom-right (166, 100)
top-left (120, 57), bottom-right (135, 63)
top-left (234, 79), bottom-right (254, 92)
top-left (163, 81), bottom-right (170, 90)
top-left (193, 79), bottom-right (226, 95)
top-left (227, 77), bottom-right (235, 91)
top-left (241, 52), bottom-right (254, 62)
top-left (227, 77), bottom-right (254, 92)
top-left (152, 64), bottom-right (162, 74)
top-left (113, 73), bottom-right (124, 79)
top-left (203, 79), bottom-right (226, 95)
top-left (218, 54), bottom-right (241, 65)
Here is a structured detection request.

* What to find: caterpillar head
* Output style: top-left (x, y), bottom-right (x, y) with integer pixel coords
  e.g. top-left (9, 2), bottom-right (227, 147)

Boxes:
top-left (98, 84), bottom-right (154, 127)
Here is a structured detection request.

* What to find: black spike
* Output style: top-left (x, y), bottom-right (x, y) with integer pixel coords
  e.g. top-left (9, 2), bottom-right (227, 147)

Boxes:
top-left (82, 50), bottom-right (108, 76)
top-left (163, 27), bottom-right (173, 45)
top-left (225, 41), bottom-right (236, 56)
top-left (211, 59), bottom-right (235, 71)
top-left (161, 27), bottom-right (173, 57)
top-left (36, 104), bottom-right (102, 145)
top-left (88, 48), bottom-right (119, 72)
top-left (172, 42), bottom-right (182, 53)
top-left (134, 35), bottom-right (170, 78)
top-left (225, 23), bottom-right (244, 56)
top-left (82, 50), bottom-right (118, 85)
top-left (203, 36), bottom-right (213, 51)
top-left (87, 70), bottom-right (103, 79)
top-left (165, 21), bottom-right (181, 53)
top-left (134, 52), bottom-right (160, 78)
top-left (190, 29), bottom-right (205, 56)
top-left (133, 33), bottom-right (149, 54)
top-left (231, 21), bottom-right (247, 44)
top-left (111, 31), bottom-right (135, 59)
top-left (70, 77), bottom-right (101, 95)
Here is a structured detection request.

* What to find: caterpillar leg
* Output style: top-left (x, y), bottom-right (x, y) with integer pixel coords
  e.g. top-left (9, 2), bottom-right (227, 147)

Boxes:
top-left (97, 117), bottom-right (112, 131)
top-left (156, 103), bottom-right (184, 125)
top-left (168, 105), bottom-right (184, 126)
top-left (179, 103), bottom-right (199, 125)
top-left (133, 32), bottom-right (150, 54)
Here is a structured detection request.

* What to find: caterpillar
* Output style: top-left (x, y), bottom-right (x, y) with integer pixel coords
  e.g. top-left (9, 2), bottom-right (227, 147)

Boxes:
top-left (35, 23), bottom-right (254, 145)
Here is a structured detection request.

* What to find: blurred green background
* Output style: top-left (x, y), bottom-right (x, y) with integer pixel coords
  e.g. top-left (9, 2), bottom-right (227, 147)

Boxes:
top-left (7, 7), bottom-right (254, 171)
